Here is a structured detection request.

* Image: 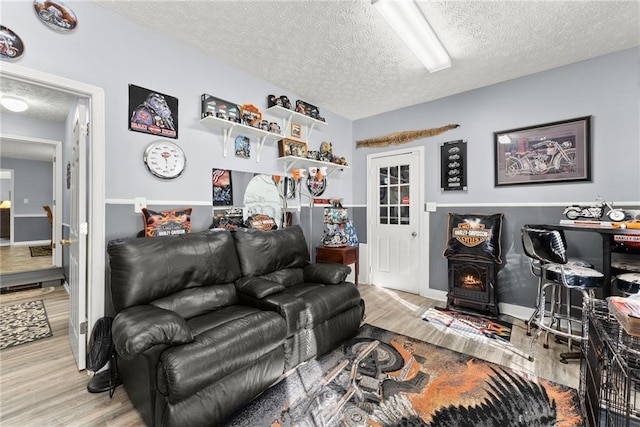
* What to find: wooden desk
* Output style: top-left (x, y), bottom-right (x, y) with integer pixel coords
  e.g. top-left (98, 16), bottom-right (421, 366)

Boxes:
top-left (316, 245), bottom-right (359, 285)
top-left (541, 223), bottom-right (640, 297)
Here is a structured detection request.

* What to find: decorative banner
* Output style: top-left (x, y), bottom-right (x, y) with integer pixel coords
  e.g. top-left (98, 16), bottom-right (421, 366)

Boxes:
top-left (0, 26), bottom-right (24, 60)
top-left (441, 140), bottom-right (467, 191)
top-left (129, 84), bottom-right (178, 138)
top-left (212, 168), bottom-right (233, 206)
top-left (33, 0), bottom-right (77, 32)
top-left (355, 124), bottom-right (459, 148)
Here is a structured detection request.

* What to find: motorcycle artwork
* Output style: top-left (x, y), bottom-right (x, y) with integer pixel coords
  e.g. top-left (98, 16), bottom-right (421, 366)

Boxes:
top-left (0, 26), bottom-right (24, 60)
top-left (563, 196), bottom-right (626, 222)
top-left (504, 139), bottom-right (576, 177)
top-left (33, 0), bottom-right (78, 32)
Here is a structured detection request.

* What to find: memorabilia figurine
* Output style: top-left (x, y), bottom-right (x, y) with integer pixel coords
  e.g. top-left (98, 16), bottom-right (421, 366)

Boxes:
top-left (280, 96), bottom-right (291, 110)
top-left (268, 122), bottom-right (281, 134)
top-left (563, 196), bottom-right (626, 221)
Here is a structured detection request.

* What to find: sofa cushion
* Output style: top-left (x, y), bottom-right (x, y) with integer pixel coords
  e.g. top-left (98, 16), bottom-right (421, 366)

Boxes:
top-left (233, 225), bottom-right (310, 277)
top-left (152, 284), bottom-right (237, 320)
top-left (283, 282), bottom-right (361, 327)
top-left (156, 308), bottom-right (286, 403)
top-left (108, 230), bottom-right (242, 312)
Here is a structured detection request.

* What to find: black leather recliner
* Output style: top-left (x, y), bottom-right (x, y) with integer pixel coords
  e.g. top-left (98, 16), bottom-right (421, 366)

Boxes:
top-left (108, 226), bottom-right (364, 426)
top-left (108, 230), bottom-right (287, 426)
top-left (232, 225), bottom-right (364, 369)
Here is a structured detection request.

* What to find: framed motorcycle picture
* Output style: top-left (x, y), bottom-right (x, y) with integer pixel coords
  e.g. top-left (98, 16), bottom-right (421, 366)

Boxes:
top-left (494, 116), bottom-right (592, 186)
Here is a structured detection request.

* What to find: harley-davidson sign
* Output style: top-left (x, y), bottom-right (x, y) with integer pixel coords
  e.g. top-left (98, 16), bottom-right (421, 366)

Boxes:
top-left (452, 222), bottom-right (492, 247)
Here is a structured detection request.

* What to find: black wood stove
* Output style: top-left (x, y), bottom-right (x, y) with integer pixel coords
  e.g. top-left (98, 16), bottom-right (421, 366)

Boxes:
top-left (446, 258), bottom-right (499, 316)
top-left (443, 212), bottom-right (504, 317)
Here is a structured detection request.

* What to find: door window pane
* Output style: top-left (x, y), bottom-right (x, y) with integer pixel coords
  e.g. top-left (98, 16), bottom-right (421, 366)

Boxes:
top-left (379, 207), bottom-right (388, 224)
top-left (379, 167), bottom-right (388, 185)
top-left (390, 206), bottom-right (398, 224)
top-left (401, 206), bottom-right (410, 224)
top-left (389, 187), bottom-right (398, 204)
top-left (400, 186), bottom-right (409, 205)
top-left (400, 165), bottom-right (410, 184)
top-left (389, 166), bottom-right (398, 185)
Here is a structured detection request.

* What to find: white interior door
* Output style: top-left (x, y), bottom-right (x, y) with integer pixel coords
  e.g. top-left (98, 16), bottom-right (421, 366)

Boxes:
top-left (367, 148), bottom-right (424, 294)
top-left (68, 104), bottom-right (88, 370)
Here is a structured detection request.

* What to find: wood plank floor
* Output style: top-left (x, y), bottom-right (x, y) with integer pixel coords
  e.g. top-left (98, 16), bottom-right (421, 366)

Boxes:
top-left (0, 245), bottom-right (53, 274)
top-left (0, 284), bottom-right (580, 426)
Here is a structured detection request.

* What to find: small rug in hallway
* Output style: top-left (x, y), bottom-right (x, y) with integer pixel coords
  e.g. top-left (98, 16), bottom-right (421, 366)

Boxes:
top-left (421, 306), bottom-right (513, 342)
top-left (226, 324), bottom-right (582, 427)
top-left (0, 300), bottom-right (52, 350)
top-left (29, 245), bottom-right (52, 257)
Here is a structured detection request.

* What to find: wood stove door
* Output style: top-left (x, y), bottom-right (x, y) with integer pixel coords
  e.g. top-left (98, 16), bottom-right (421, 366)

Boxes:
top-left (367, 149), bottom-right (423, 294)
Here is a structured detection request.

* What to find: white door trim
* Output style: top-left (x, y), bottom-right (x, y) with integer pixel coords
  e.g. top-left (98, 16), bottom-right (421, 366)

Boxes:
top-left (1, 63), bottom-right (106, 342)
top-left (366, 146), bottom-right (427, 295)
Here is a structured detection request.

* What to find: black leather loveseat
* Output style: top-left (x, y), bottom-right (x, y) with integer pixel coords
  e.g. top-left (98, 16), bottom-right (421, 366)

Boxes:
top-left (107, 226), bottom-right (363, 426)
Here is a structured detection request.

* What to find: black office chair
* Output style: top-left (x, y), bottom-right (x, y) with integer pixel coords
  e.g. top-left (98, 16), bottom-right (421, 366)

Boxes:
top-left (521, 225), bottom-right (604, 362)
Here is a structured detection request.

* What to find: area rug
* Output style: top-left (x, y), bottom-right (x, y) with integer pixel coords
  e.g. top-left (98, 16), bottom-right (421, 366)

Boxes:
top-left (29, 245), bottom-right (52, 257)
top-left (421, 306), bottom-right (513, 342)
top-left (0, 300), bottom-right (52, 350)
top-left (226, 324), bottom-right (583, 427)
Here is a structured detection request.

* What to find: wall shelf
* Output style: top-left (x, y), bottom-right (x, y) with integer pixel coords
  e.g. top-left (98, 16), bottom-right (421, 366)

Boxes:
top-left (200, 115), bottom-right (282, 162)
top-left (276, 156), bottom-right (348, 178)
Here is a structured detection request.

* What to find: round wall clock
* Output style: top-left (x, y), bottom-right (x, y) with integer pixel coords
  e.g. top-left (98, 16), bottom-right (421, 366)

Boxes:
top-left (143, 140), bottom-right (186, 179)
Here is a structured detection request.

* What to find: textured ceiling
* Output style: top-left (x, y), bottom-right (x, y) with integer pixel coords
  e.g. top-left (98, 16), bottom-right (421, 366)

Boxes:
top-left (93, 0), bottom-right (640, 120)
top-left (0, 78), bottom-right (76, 122)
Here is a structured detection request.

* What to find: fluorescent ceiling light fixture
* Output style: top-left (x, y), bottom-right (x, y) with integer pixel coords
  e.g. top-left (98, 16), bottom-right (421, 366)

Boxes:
top-left (1, 96), bottom-right (29, 112)
top-left (372, 0), bottom-right (451, 72)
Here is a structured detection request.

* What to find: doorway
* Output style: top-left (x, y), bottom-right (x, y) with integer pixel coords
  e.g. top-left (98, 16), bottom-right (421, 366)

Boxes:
top-left (367, 147), bottom-right (427, 294)
top-left (0, 62), bottom-right (106, 371)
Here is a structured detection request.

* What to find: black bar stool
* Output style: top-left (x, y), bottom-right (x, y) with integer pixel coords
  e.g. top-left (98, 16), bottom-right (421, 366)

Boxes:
top-left (521, 225), bottom-right (604, 362)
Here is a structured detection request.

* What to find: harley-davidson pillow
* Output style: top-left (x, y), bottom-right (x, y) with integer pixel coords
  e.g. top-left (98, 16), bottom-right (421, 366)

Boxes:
top-left (443, 213), bottom-right (504, 264)
top-left (142, 207), bottom-right (192, 237)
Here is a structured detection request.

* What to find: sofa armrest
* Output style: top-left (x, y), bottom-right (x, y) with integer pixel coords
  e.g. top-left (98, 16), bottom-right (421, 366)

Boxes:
top-left (236, 276), bottom-right (286, 299)
top-left (112, 305), bottom-right (194, 359)
top-left (304, 263), bottom-right (351, 285)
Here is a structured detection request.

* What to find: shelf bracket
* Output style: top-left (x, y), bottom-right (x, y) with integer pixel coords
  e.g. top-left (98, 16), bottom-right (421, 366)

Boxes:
top-left (256, 135), bottom-right (267, 163)
top-left (222, 127), bottom-right (234, 158)
top-left (307, 122), bottom-right (317, 140)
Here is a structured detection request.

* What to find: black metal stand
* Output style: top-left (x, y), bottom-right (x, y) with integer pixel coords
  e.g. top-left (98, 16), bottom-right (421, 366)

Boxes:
top-left (87, 354), bottom-right (120, 398)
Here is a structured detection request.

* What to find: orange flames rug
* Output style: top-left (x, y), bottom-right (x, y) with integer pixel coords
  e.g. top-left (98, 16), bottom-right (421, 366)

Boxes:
top-left (226, 324), bottom-right (583, 426)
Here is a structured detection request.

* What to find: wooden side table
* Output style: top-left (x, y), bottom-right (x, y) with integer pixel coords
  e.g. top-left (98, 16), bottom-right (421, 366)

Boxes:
top-left (316, 245), bottom-right (359, 285)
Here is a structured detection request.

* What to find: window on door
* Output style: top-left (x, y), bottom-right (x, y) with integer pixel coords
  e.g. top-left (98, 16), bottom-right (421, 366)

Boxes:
top-left (379, 164), bottom-right (410, 225)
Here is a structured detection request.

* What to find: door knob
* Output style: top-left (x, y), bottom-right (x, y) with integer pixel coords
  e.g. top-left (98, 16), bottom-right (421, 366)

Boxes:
top-left (411, 232), bottom-right (418, 237)
top-left (60, 239), bottom-right (73, 246)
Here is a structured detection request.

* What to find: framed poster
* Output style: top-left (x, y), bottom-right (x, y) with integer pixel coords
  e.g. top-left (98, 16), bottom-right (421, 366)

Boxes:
top-left (129, 84), bottom-right (178, 138)
top-left (212, 168), bottom-right (233, 206)
top-left (441, 140), bottom-right (467, 191)
top-left (494, 116), bottom-right (591, 186)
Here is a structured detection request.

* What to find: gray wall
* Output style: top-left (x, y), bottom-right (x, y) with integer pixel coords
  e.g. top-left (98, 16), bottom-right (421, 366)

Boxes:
top-left (0, 157), bottom-right (53, 242)
top-left (352, 48), bottom-right (640, 205)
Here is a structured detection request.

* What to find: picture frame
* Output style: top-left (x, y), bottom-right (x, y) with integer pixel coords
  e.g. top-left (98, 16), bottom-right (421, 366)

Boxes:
top-left (278, 138), bottom-right (308, 158)
top-left (440, 140), bottom-right (467, 191)
top-left (291, 122), bottom-right (302, 139)
top-left (212, 168), bottom-right (233, 206)
top-left (129, 84), bottom-right (178, 138)
top-left (494, 116), bottom-right (591, 186)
